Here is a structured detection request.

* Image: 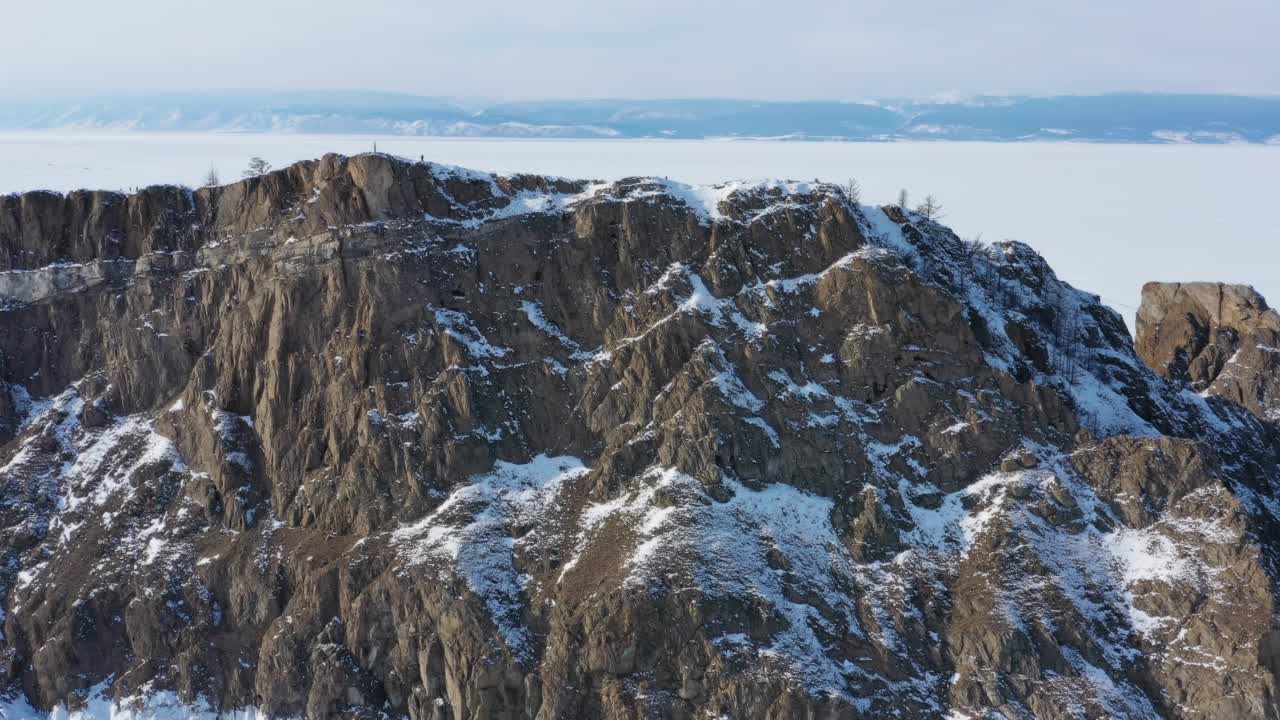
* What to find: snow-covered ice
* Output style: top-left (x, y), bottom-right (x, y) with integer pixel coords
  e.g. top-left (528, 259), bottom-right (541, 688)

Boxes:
top-left (2, 132), bottom-right (1278, 328)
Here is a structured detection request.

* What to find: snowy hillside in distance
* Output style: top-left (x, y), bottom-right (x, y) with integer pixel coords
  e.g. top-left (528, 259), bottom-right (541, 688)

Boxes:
top-left (4, 91), bottom-right (1280, 143)
top-left (2, 132), bottom-right (1277, 332)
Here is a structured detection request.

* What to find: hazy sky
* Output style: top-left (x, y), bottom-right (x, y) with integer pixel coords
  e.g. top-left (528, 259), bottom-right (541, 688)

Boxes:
top-left (4, 0), bottom-right (1278, 100)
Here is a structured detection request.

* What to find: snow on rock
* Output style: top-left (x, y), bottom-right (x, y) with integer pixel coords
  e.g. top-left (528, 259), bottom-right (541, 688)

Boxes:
top-left (520, 300), bottom-right (598, 360)
top-left (431, 306), bottom-right (512, 360)
top-left (894, 452), bottom-right (1241, 714)
top-left (708, 362), bottom-right (765, 414)
top-left (567, 466), bottom-right (864, 698)
top-left (393, 455), bottom-right (590, 658)
top-left (0, 680), bottom-right (278, 719)
top-left (644, 262), bottom-right (768, 340)
top-left (430, 161), bottom-right (610, 229)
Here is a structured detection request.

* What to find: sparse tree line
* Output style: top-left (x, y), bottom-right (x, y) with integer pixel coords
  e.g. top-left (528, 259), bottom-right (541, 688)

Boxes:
top-left (201, 157), bottom-right (272, 188)
top-left (843, 178), bottom-right (942, 220)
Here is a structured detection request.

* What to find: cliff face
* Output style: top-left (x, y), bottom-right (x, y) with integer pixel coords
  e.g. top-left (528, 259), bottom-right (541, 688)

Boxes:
top-left (2, 154), bottom-right (1280, 719)
top-left (1137, 281), bottom-right (1280, 424)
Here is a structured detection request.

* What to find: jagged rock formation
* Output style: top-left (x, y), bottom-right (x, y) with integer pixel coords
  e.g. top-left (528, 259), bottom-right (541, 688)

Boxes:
top-left (1137, 281), bottom-right (1280, 424)
top-left (2, 154), bottom-right (1280, 719)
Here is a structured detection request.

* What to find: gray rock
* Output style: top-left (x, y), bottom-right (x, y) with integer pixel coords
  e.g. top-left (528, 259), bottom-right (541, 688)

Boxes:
top-left (1137, 280), bottom-right (1280, 423)
top-left (0, 154), bottom-right (1278, 719)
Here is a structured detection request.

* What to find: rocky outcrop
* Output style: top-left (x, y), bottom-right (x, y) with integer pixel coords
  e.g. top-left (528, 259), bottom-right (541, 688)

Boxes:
top-left (2, 154), bottom-right (1280, 719)
top-left (1137, 281), bottom-right (1280, 423)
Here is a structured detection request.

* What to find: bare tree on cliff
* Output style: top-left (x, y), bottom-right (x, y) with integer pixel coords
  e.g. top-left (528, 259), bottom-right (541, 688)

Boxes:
top-left (916, 194), bottom-right (943, 220)
top-left (204, 167), bottom-right (220, 187)
top-left (243, 157), bottom-right (271, 178)
top-left (844, 178), bottom-right (862, 205)
top-left (896, 188), bottom-right (909, 209)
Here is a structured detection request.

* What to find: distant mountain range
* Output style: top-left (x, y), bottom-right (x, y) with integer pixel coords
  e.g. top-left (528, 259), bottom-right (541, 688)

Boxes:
top-left (4, 91), bottom-right (1280, 143)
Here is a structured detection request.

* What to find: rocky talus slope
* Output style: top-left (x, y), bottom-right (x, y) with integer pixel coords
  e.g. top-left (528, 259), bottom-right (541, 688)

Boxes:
top-left (2, 154), bottom-right (1280, 719)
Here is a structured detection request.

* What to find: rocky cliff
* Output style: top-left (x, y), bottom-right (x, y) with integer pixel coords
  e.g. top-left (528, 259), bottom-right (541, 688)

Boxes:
top-left (2, 153), bottom-right (1280, 719)
top-left (1137, 281), bottom-right (1280, 425)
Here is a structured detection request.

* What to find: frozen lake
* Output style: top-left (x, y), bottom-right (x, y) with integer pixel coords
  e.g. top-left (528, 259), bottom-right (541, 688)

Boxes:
top-left (2, 131), bottom-right (1278, 327)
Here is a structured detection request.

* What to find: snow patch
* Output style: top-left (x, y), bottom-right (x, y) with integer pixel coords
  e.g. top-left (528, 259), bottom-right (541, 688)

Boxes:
top-left (572, 467), bottom-right (863, 697)
top-left (432, 307), bottom-right (511, 359)
top-left (393, 455), bottom-right (590, 658)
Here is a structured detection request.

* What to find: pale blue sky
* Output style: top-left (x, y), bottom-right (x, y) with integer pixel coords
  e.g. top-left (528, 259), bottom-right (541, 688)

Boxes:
top-left (4, 0), bottom-right (1278, 99)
